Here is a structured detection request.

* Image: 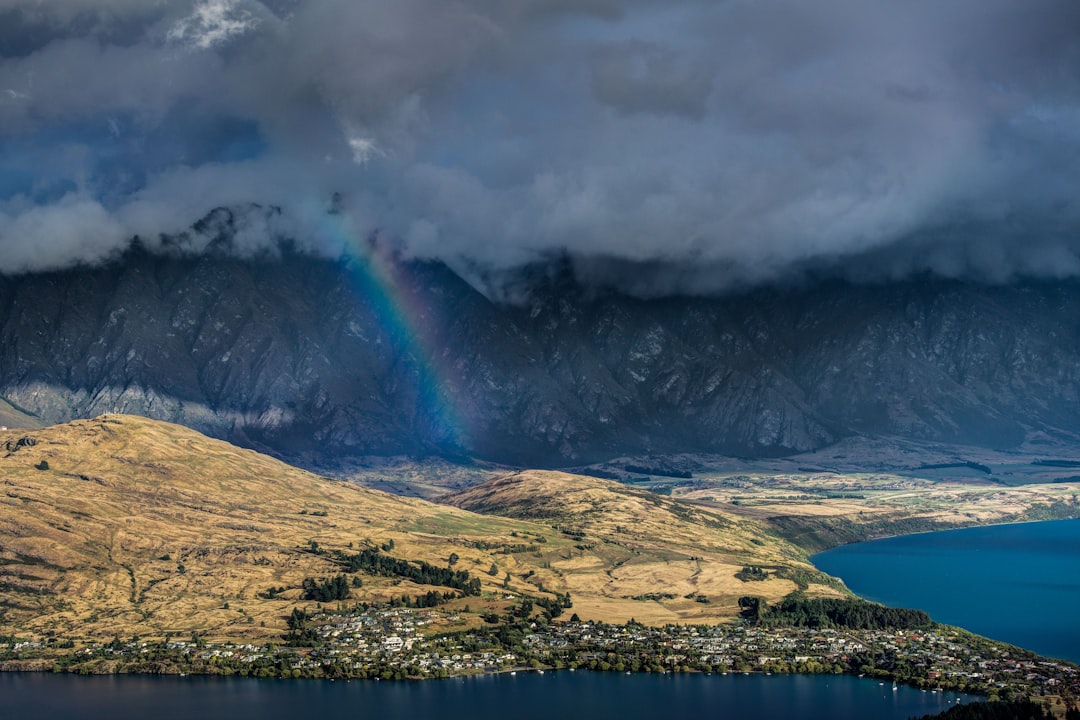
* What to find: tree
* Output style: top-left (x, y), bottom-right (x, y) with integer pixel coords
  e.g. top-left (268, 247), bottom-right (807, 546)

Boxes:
top-left (738, 596), bottom-right (763, 623)
top-left (287, 608), bottom-right (307, 630)
top-left (302, 574), bottom-right (350, 602)
top-left (448, 553), bottom-right (460, 566)
top-left (515, 598), bottom-right (534, 618)
top-left (332, 547), bottom-right (481, 595)
top-left (285, 607), bottom-right (319, 646)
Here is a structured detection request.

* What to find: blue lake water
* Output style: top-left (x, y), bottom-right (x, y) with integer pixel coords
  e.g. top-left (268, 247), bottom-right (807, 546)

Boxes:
top-left (0, 671), bottom-right (972, 720)
top-left (813, 518), bottom-right (1080, 663)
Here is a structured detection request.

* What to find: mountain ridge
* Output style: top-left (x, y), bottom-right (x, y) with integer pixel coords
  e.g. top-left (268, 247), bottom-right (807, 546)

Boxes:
top-left (2, 246), bottom-right (1080, 467)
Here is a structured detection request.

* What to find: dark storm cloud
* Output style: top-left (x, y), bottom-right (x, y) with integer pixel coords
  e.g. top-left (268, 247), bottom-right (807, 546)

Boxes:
top-left (1, 0), bottom-right (1079, 293)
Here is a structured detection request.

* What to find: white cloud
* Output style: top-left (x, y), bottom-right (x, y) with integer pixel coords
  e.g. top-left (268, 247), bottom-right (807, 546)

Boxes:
top-left (167, 0), bottom-right (260, 50)
top-left (347, 136), bottom-right (383, 165)
top-left (0, 196), bottom-right (127, 273)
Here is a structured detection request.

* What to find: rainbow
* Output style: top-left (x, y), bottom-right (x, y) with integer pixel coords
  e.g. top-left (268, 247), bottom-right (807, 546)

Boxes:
top-left (308, 207), bottom-right (465, 452)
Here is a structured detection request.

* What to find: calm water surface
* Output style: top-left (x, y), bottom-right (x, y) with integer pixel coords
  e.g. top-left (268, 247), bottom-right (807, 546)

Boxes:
top-left (1, 671), bottom-right (972, 720)
top-left (813, 518), bottom-right (1080, 662)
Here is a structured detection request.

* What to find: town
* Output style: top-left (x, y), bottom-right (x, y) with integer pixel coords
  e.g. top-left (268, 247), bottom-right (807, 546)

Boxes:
top-left (3, 603), bottom-right (1077, 708)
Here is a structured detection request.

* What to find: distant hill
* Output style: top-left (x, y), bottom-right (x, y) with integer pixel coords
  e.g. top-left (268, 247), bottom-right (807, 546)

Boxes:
top-left (446, 470), bottom-right (841, 621)
top-left (3, 245), bottom-right (1080, 466)
top-left (0, 397), bottom-right (41, 431)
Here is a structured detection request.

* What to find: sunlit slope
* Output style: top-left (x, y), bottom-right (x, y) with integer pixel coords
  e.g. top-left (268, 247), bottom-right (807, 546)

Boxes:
top-left (0, 416), bottom-right (564, 641)
top-left (447, 470), bottom-right (843, 624)
top-left (0, 416), bottom-right (843, 643)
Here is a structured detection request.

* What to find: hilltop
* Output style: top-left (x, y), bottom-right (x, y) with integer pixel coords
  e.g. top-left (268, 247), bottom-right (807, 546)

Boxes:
top-left (0, 416), bottom-right (558, 642)
top-left (447, 470), bottom-right (843, 623)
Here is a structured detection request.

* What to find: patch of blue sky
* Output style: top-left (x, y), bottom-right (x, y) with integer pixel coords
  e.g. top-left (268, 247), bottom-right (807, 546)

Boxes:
top-left (1, 111), bottom-right (265, 207)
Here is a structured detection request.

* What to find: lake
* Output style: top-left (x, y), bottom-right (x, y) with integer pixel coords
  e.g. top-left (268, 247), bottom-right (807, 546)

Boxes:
top-left (0, 671), bottom-right (971, 720)
top-left (813, 518), bottom-right (1080, 663)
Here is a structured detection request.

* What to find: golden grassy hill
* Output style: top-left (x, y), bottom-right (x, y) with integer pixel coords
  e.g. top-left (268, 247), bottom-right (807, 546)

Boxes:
top-left (0, 416), bottom-right (843, 644)
top-left (0, 415), bottom-right (576, 642)
top-left (447, 470), bottom-right (844, 624)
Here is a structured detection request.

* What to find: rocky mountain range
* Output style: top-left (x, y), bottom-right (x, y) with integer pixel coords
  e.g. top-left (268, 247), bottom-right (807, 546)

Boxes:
top-left (2, 234), bottom-right (1079, 468)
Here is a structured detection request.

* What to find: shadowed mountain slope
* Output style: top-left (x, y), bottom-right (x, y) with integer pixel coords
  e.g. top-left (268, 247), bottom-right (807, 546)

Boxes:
top-left (2, 245), bottom-right (1080, 466)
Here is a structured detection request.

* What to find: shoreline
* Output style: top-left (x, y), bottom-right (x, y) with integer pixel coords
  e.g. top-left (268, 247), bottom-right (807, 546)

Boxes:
top-left (815, 514), bottom-right (1080, 553)
top-left (0, 657), bottom-right (984, 702)
top-left (4, 612), bottom-right (1076, 701)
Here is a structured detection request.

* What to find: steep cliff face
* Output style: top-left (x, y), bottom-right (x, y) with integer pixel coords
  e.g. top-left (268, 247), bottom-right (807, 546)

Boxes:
top-left (2, 247), bottom-right (1079, 466)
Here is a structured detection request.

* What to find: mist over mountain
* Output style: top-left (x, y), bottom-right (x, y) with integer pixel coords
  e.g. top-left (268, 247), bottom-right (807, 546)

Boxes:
top-left (2, 240), bottom-right (1079, 468)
